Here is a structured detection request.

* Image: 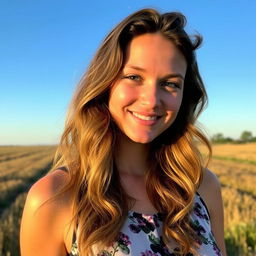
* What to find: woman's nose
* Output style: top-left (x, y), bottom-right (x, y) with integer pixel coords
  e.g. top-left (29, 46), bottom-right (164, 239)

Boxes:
top-left (139, 83), bottom-right (161, 108)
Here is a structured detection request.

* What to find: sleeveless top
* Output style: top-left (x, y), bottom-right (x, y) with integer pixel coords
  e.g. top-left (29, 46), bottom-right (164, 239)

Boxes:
top-left (68, 192), bottom-right (222, 256)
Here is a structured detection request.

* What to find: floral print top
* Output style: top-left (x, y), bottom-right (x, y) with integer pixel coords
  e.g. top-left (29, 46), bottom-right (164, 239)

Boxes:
top-left (69, 192), bottom-right (222, 256)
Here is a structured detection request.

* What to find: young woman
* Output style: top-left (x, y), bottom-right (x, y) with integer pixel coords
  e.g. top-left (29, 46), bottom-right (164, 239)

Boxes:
top-left (20, 8), bottom-right (227, 256)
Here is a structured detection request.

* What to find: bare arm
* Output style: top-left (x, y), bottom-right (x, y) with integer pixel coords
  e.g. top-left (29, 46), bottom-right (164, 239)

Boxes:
top-left (20, 170), bottom-right (72, 256)
top-left (198, 169), bottom-right (227, 256)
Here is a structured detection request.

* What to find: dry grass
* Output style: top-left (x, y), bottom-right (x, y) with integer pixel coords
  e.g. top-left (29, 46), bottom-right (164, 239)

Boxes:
top-left (203, 144), bottom-right (256, 228)
top-left (0, 146), bottom-right (56, 180)
top-left (208, 158), bottom-right (256, 197)
top-left (199, 142), bottom-right (256, 164)
top-left (212, 143), bottom-right (256, 161)
top-left (205, 143), bottom-right (256, 255)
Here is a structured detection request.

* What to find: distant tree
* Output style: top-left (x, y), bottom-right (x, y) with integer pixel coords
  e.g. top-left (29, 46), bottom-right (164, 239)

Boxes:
top-left (211, 133), bottom-right (234, 144)
top-left (225, 137), bottom-right (234, 143)
top-left (240, 131), bottom-right (253, 142)
top-left (212, 133), bottom-right (224, 143)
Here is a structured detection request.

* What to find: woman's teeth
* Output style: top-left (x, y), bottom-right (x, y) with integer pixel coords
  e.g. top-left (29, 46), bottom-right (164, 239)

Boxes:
top-left (131, 112), bottom-right (157, 121)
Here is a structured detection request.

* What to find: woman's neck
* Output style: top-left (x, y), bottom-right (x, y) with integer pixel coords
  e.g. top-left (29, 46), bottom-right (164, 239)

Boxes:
top-left (114, 134), bottom-right (150, 176)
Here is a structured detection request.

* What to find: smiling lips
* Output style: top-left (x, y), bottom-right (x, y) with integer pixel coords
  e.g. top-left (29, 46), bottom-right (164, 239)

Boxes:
top-left (128, 110), bottom-right (162, 125)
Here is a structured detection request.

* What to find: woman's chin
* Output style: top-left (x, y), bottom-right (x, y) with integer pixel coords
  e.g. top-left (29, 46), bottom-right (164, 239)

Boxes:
top-left (118, 129), bottom-right (159, 145)
top-left (126, 134), bottom-right (155, 144)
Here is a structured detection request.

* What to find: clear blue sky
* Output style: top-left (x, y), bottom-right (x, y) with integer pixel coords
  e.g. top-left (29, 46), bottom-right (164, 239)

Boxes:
top-left (1, 0), bottom-right (255, 145)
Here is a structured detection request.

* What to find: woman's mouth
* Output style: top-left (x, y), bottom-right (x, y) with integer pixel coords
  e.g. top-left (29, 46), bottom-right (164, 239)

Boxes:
top-left (131, 111), bottom-right (157, 120)
top-left (128, 110), bottom-right (161, 125)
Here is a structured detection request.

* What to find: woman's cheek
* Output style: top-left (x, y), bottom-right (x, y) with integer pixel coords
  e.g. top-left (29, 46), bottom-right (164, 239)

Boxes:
top-left (115, 86), bottom-right (137, 107)
top-left (165, 93), bottom-right (183, 112)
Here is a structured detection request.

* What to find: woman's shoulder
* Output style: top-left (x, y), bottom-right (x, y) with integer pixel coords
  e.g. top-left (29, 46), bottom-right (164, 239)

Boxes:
top-left (20, 169), bottom-right (74, 256)
top-left (31, 168), bottom-right (70, 193)
top-left (197, 168), bottom-right (222, 218)
top-left (26, 169), bottom-right (72, 212)
top-left (199, 168), bottom-right (221, 188)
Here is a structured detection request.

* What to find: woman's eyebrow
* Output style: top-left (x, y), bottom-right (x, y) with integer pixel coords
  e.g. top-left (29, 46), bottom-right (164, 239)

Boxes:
top-left (161, 73), bottom-right (184, 81)
top-left (125, 65), bottom-right (146, 72)
top-left (125, 65), bottom-right (184, 80)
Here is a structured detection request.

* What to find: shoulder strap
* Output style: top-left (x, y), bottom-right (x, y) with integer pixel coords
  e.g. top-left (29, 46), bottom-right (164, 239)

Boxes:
top-left (196, 191), bottom-right (211, 218)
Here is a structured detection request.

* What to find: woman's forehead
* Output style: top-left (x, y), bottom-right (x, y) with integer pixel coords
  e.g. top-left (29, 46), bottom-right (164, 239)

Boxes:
top-left (123, 33), bottom-right (187, 76)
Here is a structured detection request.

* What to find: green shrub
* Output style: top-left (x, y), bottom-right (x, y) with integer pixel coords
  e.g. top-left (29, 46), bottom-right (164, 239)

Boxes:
top-left (225, 221), bottom-right (256, 256)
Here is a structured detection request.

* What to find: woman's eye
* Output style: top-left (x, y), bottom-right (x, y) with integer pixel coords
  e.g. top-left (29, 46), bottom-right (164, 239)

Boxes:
top-left (161, 81), bottom-right (181, 90)
top-left (123, 75), bottom-right (141, 81)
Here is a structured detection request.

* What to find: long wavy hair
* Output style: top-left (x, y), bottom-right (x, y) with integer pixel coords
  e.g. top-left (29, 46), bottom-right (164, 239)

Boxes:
top-left (48, 8), bottom-right (211, 255)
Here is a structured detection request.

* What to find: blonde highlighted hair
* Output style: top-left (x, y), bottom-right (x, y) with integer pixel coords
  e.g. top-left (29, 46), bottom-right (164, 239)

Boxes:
top-left (49, 8), bottom-right (211, 255)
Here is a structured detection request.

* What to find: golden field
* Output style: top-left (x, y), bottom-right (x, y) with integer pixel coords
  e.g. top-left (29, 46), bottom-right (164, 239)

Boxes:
top-left (0, 146), bottom-right (56, 256)
top-left (0, 143), bottom-right (255, 256)
top-left (211, 143), bottom-right (256, 160)
top-left (199, 143), bottom-right (256, 255)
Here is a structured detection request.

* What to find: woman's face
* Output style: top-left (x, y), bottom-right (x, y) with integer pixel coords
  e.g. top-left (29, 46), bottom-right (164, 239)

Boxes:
top-left (108, 33), bottom-right (187, 144)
